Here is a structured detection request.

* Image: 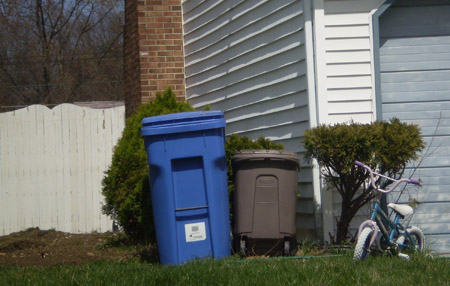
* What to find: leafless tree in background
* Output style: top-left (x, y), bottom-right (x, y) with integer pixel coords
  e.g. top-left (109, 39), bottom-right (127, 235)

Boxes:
top-left (0, 0), bottom-right (124, 110)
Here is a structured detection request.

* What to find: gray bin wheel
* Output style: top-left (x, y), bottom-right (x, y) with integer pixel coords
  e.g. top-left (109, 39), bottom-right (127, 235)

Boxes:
top-left (240, 237), bottom-right (247, 256)
top-left (284, 239), bottom-right (290, 256)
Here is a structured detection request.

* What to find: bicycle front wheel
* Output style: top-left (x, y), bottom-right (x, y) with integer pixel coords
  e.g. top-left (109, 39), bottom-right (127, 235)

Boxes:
top-left (397, 226), bottom-right (425, 251)
top-left (353, 227), bottom-right (374, 261)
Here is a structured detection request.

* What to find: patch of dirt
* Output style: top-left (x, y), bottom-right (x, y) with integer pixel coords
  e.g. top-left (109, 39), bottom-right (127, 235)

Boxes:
top-left (0, 228), bottom-right (157, 267)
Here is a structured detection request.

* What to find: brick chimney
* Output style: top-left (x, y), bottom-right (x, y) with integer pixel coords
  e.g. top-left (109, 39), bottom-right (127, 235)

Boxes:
top-left (124, 0), bottom-right (185, 117)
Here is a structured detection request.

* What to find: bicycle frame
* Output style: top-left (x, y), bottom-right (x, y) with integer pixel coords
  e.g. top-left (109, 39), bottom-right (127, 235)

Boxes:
top-left (358, 200), bottom-right (419, 253)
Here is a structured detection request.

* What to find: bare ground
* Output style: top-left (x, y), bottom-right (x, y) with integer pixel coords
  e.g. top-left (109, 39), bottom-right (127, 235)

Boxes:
top-left (0, 228), bottom-right (336, 268)
top-left (0, 228), bottom-right (157, 267)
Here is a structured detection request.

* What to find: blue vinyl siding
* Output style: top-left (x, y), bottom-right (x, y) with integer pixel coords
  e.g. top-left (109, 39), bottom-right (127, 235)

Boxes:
top-left (379, 2), bottom-right (450, 254)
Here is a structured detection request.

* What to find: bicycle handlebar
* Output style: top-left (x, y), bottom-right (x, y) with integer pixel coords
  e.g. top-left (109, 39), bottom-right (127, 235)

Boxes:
top-left (354, 161), bottom-right (366, 168)
top-left (354, 160), bottom-right (420, 193)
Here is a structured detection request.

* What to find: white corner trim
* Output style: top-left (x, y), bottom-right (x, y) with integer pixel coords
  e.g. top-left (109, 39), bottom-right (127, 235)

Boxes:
top-left (312, 0), bottom-right (333, 243)
top-left (313, 0), bottom-right (329, 125)
top-left (304, 0), bottom-right (318, 129)
top-left (304, 0), bottom-right (323, 240)
top-left (368, 0), bottom-right (387, 123)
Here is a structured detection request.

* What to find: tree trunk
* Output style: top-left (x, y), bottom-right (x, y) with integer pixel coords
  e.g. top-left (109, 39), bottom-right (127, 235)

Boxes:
top-left (335, 211), bottom-right (351, 244)
top-left (335, 196), bottom-right (360, 244)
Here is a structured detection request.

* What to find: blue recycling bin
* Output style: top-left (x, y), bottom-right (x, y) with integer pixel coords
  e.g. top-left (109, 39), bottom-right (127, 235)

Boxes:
top-left (141, 111), bottom-right (231, 265)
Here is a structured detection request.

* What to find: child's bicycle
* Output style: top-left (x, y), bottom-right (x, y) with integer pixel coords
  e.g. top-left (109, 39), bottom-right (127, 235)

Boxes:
top-left (353, 161), bottom-right (425, 261)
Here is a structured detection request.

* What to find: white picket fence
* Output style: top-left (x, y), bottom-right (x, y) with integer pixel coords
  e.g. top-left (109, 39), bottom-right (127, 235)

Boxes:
top-left (0, 104), bottom-right (125, 235)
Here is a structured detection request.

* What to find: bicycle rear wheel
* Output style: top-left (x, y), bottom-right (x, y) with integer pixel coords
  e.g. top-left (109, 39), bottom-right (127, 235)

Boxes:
top-left (397, 226), bottom-right (425, 251)
top-left (353, 227), bottom-right (374, 261)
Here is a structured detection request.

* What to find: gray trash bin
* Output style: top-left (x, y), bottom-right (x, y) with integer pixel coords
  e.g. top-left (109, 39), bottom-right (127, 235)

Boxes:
top-left (231, 150), bottom-right (300, 256)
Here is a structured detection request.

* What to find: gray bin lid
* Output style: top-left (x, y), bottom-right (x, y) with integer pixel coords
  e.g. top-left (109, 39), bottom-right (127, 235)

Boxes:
top-left (231, 150), bottom-right (300, 167)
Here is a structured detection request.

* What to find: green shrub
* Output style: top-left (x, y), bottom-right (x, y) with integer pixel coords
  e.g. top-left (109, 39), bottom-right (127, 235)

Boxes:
top-left (303, 118), bottom-right (424, 244)
top-left (102, 88), bottom-right (194, 241)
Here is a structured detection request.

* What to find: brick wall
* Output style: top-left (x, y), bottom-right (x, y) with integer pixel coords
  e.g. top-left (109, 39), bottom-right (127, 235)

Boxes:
top-left (124, 0), bottom-right (186, 117)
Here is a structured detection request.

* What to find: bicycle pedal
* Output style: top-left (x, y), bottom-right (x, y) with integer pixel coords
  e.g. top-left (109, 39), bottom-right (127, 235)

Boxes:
top-left (398, 253), bottom-right (410, 261)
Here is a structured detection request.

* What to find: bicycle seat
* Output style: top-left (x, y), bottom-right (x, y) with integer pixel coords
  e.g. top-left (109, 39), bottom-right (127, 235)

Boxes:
top-left (388, 203), bottom-right (413, 216)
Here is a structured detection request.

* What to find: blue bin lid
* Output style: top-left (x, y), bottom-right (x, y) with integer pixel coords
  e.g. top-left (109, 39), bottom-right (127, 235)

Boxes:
top-left (141, 111), bottom-right (225, 136)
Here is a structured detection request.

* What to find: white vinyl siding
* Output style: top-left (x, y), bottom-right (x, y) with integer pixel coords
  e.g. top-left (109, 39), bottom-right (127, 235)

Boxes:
top-left (182, 0), bottom-right (317, 239)
top-left (319, 1), bottom-right (384, 124)
top-left (314, 0), bottom-right (387, 127)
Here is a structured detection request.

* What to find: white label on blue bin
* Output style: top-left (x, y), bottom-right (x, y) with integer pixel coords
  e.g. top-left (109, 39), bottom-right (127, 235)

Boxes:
top-left (185, 222), bottom-right (206, 242)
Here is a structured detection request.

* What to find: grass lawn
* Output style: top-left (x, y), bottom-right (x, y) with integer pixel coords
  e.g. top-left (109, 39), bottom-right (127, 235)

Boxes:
top-left (1, 253), bottom-right (448, 286)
